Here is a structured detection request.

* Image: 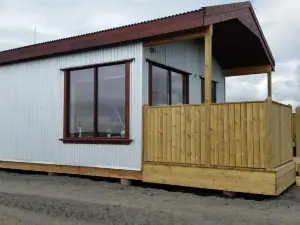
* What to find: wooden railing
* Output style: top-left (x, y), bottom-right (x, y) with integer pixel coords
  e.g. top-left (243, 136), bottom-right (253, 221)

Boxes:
top-left (294, 108), bottom-right (300, 157)
top-left (143, 99), bottom-right (293, 170)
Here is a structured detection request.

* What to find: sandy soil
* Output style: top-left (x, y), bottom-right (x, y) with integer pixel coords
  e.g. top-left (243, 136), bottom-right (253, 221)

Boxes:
top-left (0, 171), bottom-right (299, 224)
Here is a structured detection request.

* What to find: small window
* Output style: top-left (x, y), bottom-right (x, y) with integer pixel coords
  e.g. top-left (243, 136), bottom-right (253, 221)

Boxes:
top-left (148, 60), bottom-right (189, 106)
top-left (61, 60), bottom-right (132, 144)
top-left (201, 78), bottom-right (217, 103)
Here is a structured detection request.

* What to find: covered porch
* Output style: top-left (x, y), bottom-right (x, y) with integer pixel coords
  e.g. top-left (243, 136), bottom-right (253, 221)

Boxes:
top-left (142, 24), bottom-right (295, 195)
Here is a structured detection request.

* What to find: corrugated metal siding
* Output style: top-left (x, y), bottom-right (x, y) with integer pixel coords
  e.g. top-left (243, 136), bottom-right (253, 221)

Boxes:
top-left (144, 39), bottom-right (225, 104)
top-left (0, 43), bottom-right (144, 171)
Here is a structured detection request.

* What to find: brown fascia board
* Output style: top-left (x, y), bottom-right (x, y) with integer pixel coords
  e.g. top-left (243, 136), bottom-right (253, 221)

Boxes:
top-left (0, 9), bottom-right (204, 66)
top-left (203, 1), bottom-right (275, 69)
top-left (0, 1), bottom-right (275, 68)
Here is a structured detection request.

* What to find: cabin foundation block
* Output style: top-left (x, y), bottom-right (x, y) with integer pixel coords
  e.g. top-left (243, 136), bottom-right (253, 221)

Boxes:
top-left (120, 178), bottom-right (132, 186)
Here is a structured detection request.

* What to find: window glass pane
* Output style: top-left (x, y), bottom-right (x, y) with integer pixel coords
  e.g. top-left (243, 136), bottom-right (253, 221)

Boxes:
top-left (69, 69), bottom-right (94, 138)
top-left (171, 72), bottom-right (184, 104)
top-left (97, 64), bottom-right (125, 138)
top-left (152, 66), bottom-right (169, 105)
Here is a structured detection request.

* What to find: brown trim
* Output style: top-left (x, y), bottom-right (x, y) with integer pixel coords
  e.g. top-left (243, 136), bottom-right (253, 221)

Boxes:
top-left (125, 62), bottom-right (130, 139)
top-left (0, 161), bottom-right (141, 180)
top-left (148, 63), bottom-right (153, 105)
top-left (63, 71), bottom-right (70, 138)
top-left (146, 59), bottom-right (191, 75)
top-left (168, 70), bottom-right (172, 105)
top-left (62, 60), bottom-right (132, 143)
top-left (144, 30), bottom-right (206, 47)
top-left (147, 60), bottom-right (190, 106)
top-left (185, 75), bottom-right (189, 104)
top-left (0, 2), bottom-right (274, 70)
top-left (93, 67), bottom-right (98, 137)
top-left (201, 77), bottom-right (217, 104)
top-left (60, 59), bottom-right (134, 71)
top-left (60, 138), bottom-right (133, 145)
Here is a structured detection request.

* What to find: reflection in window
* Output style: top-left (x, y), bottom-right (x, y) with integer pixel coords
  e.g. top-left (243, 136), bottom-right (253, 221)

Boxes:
top-left (67, 62), bottom-right (130, 139)
top-left (69, 69), bottom-right (94, 138)
top-left (98, 64), bottom-right (125, 138)
top-left (149, 62), bottom-right (189, 106)
top-left (152, 66), bottom-right (169, 105)
top-left (171, 72), bottom-right (184, 105)
top-left (201, 78), bottom-right (217, 103)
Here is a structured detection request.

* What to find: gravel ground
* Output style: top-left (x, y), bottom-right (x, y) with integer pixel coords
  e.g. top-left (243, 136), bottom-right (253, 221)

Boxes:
top-left (0, 171), bottom-right (299, 224)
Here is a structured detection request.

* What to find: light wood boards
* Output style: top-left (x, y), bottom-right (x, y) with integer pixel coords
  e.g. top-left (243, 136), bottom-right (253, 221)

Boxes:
top-left (223, 65), bottom-right (272, 77)
top-left (269, 101), bottom-right (293, 168)
top-left (143, 161), bottom-right (295, 196)
top-left (143, 100), bottom-right (293, 170)
top-left (0, 161), bottom-right (142, 180)
top-left (144, 30), bottom-right (206, 47)
top-left (275, 161), bottom-right (296, 195)
top-left (295, 108), bottom-right (300, 157)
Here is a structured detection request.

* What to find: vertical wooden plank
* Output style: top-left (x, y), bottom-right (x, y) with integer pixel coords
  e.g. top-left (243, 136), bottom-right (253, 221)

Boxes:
top-left (210, 105), bottom-right (216, 165)
top-left (158, 108), bottom-right (163, 161)
top-left (281, 106), bottom-right (285, 163)
top-left (200, 106), bottom-right (206, 164)
top-left (264, 97), bottom-right (272, 169)
top-left (171, 107), bottom-right (176, 163)
top-left (166, 107), bottom-right (172, 163)
top-left (253, 103), bottom-right (260, 168)
top-left (229, 104), bottom-right (236, 166)
top-left (143, 105), bottom-right (148, 162)
top-left (218, 105), bottom-right (224, 166)
top-left (223, 104), bottom-right (230, 166)
top-left (148, 108), bottom-right (153, 162)
top-left (190, 106), bottom-right (196, 164)
top-left (259, 103), bottom-right (266, 168)
top-left (162, 107), bottom-right (167, 162)
top-left (186, 107), bottom-right (191, 164)
top-left (180, 107), bottom-right (186, 163)
top-left (195, 106), bottom-right (201, 164)
top-left (235, 104), bottom-right (242, 167)
top-left (175, 107), bottom-right (181, 163)
top-left (247, 103), bottom-right (254, 168)
top-left (241, 103), bottom-right (248, 167)
top-left (204, 25), bottom-right (213, 166)
top-left (151, 108), bottom-right (155, 162)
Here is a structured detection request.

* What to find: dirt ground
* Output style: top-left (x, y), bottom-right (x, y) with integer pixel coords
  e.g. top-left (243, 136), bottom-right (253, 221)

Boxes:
top-left (0, 171), bottom-right (299, 224)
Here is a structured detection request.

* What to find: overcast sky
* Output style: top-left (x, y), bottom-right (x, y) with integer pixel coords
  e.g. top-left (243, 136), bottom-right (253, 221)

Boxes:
top-left (0, 0), bottom-right (299, 108)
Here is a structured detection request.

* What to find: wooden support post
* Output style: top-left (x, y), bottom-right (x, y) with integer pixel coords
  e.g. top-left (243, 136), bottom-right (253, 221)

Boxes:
top-left (204, 25), bottom-right (213, 165)
top-left (265, 97), bottom-right (272, 169)
top-left (205, 25), bottom-right (213, 105)
top-left (267, 72), bottom-right (272, 98)
top-left (296, 107), bottom-right (300, 157)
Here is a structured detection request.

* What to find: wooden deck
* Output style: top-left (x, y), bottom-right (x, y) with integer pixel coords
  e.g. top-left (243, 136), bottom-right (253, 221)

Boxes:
top-left (142, 99), bottom-right (294, 195)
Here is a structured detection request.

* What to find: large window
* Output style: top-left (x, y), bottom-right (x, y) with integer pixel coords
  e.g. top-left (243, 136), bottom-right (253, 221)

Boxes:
top-left (61, 60), bottom-right (132, 144)
top-left (148, 60), bottom-right (189, 105)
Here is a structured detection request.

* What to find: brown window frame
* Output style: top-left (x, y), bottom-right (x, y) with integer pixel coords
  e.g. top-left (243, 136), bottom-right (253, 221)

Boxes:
top-left (201, 77), bottom-right (217, 104)
top-left (60, 59), bottom-right (133, 145)
top-left (147, 60), bottom-right (189, 106)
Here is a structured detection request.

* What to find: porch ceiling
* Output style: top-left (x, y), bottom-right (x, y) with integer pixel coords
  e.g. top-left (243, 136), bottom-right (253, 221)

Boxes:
top-left (213, 19), bottom-right (271, 70)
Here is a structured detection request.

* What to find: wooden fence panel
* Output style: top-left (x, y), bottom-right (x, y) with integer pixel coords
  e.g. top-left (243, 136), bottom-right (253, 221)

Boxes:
top-left (269, 102), bottom-right (293, 167)
top-left (295, 108), bottom-right (300, 157)
top-left (143, 101), bottom-right (293, 169)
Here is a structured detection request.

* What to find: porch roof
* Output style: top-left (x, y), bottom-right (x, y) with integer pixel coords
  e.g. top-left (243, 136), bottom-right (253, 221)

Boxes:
top-left (0, 1), bottom-right (275, 71)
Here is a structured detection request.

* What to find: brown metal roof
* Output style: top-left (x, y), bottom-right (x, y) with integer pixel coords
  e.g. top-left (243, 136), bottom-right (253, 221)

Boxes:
top-left (0, 1), bottom-right (275, 69)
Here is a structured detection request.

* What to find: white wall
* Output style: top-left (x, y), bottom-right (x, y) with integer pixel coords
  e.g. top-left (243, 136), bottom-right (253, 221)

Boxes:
top-left (144, 39), bottom-right (225, 104)
top-left (0, 43), bottom-right (144, 171)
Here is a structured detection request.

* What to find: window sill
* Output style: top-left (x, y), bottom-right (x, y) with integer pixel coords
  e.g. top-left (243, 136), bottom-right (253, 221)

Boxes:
top-left (59, 138), bottom-right (133, 145)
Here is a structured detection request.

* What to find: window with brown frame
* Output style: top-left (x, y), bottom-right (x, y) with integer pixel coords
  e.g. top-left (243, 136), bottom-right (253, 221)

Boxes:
top-left (60, 60), bottom-right (132, 144)
top-left (201, 78), bottom-right (217, 103)
top-left (148, 60), bottom-right (189, 106)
